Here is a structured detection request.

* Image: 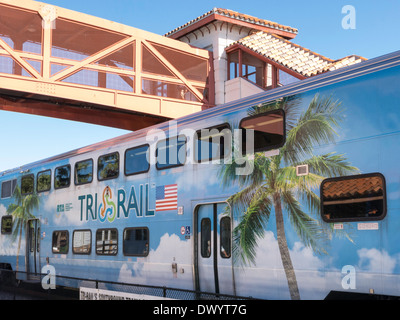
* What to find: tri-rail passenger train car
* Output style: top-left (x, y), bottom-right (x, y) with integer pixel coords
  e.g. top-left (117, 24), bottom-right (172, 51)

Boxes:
top-left (1, 51), bottom-right (400, 300)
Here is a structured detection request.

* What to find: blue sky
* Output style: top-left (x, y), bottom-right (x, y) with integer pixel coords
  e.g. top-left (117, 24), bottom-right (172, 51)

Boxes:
top-left (0, 0), bottom-right (399, 172)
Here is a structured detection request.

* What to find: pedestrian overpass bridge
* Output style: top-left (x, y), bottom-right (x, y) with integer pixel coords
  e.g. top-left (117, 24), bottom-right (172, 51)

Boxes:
top-left (0, 0), bottom-right (214, 130)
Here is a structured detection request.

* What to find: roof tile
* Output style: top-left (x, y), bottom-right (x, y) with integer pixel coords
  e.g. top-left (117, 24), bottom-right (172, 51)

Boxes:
top-left (227, 31), bottom-right (367, 77)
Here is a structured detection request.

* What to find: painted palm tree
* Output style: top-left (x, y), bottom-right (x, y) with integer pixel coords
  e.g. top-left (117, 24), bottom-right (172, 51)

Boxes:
top-left (219, 94), bottom-right (359, 300)
top-left (6, 186), bottom-right (39, 271)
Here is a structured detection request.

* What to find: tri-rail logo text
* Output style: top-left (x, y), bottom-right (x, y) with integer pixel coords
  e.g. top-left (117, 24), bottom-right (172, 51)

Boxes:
top-left (78, 184), bottom-right (155, 222)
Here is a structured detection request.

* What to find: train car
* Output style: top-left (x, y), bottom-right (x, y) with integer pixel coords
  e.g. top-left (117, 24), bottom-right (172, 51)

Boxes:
top-left (1, 50), bottom-right (400, 300)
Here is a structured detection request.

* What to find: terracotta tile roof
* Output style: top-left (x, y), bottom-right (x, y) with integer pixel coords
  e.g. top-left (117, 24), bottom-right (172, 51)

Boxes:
top-left (322, 176), bottom-right (383, 200)
top-left (165, 8), bottom-right (298, 38)
top-left (228, 31), bottom-right (367, 77)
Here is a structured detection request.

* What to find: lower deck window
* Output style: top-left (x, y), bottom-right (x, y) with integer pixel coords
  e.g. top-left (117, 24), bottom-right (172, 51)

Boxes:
top-left (52, 230), bottom-right (69, 254)
top-left (123, 227), bottom-right (149, 256)
top-left (1, 215), bottom-right (12, 234)
top-left (321, 173), bottom-right (386, 222)
top-left (96, 228), bottom-right (118, 255)
top-left (73, 230), bottom-right (91, 254)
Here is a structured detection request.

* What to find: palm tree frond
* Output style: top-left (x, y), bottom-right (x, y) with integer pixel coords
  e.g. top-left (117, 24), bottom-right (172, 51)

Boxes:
top-left (281, 190), bottom-right (329, 255)
top-left (282, 94), bottom-right (345, 164)
top-left (233, 194), bottom-right (272, 266)
top-left (305, 152), bottom-right (360, 177)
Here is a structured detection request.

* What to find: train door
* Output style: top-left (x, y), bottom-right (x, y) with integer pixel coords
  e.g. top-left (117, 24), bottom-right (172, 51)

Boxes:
top-left (26, 219), bottom-right (40, 279)
top-left (195, 203), bottom-right (235, 296)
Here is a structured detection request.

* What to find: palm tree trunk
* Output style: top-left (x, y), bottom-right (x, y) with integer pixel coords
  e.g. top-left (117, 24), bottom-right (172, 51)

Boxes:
top-left (273, 192), bottom-right (300, 300)
top-left (16, 223), bottom-right (22, 272)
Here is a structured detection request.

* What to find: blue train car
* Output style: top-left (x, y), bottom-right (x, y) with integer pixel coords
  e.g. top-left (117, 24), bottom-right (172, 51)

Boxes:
top-left (1, 50), bottom-right (400, 300)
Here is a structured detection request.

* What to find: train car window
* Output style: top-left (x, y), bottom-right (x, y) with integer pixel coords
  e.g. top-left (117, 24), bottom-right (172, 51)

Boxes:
top-left (220, 217), bottom-right (231, 259)
top-left (21, 174), bottom-right (34, 195)
top-left (156, 135), bottom-right (186, 170)
top-left (1, 215), bottom-right (12, 234)
top-left (75, 159), bottom-right (93, 185)
top-left (54, 165), bottom-right (71, 189)
top-left (123, 227), bottom-right (149, 256)
top-left (195, 124), bottom-right (231, 163)
top-left (37, 170), bottom-right (51, 193)
top-left (52, 230), bottom-right (69, 254)
top-left (125, 145), bottom-right (150, 176)
top-left (201, 218), bottom-right (211, 258)
top-left (73, 230), bottom-right (92, 254)
top-left (240, 109), bottom-right (285, 154)
top-left (321, 173), bottom-right (387, 222)
top-left (96, 228), bottom-right (118, 255)
top-left (1, 179), bottom-right (17, 199)
top-left (98, 152), bottom-right (119, 181)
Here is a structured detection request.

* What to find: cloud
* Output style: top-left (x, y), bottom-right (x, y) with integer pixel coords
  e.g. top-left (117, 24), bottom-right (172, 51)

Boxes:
top-left (0, 204), bottom-right (25, 257)
top-left (175, 164), bottom-right (219, 193)
top-left (357, 248), bottom-right (397, 274)
top-left (118, 233), bottom-right (192, 290)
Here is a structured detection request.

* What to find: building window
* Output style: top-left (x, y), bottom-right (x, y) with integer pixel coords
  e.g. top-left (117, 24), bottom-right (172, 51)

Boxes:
top-left (98, 152), bottom-right (119, 181)
top-left (240, 109), bottom-right (285, 154)
top-left (227, 48), bottom-right (301, 90)
top-left (21, 174), bottom-right (34, 195)
top-left (125, 145), bottom-right (150, 176)
top-left (321, 173), bottom-right (387, 222)
top-left (37, 170), bottom-right (51, 193)
top-left (96, 228), bottom-right (118, 255)
top-left (1, 215), bottom-right (12, 234)
top-left (156, 135), bottom-right (186, 170)
top-left (228, 50), bottom-right (265, 87)
top-left (72, 230), bottom-right (91, 254)
top-left (55, 165), bottom-right (71, 189)
top-left (52, 230), bottom-right (69, 254)
top-left (75, 159), bottom-right (93, 185)
top-left (195, 124), bottom-right (231, 163)
top-left (123, 227), bottom-right (149, 256)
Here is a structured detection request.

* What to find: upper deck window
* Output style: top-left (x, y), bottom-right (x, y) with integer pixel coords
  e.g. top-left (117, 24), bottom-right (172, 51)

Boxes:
top-left (195, 124), bottom-right (231, 163)
top-left (55, 165), bottom-right (71, 189)
top-left (1, 179), bottom-right (17, 199)
top-left (37, 170), bottom-right (51, 193)
top-left (156, 135), bottom-right (186, 170)
top-left (240, 109), bottom-right (285, 154)
top-left (98, 152), bottom-right (119, 181)
top-left (321, 173), bottom-right (387, 222)
top-left (21, 174), bottom-right (34, 195)
top-left (125, 145), bottom-right (150, 176)
top-left (75, 159), bottom-right (93, 185)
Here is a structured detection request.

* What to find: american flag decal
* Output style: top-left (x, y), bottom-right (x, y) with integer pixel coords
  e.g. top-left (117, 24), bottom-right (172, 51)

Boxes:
top-left (156, 184), bottom-right (178, 211)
